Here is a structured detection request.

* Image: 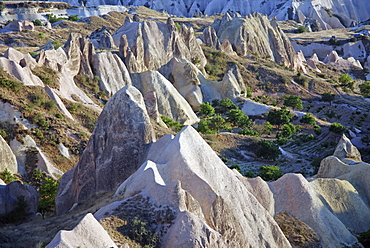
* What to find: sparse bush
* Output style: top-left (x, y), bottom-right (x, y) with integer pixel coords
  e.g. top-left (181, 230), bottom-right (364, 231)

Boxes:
top-left (300, 113), bottom-right (316, 125)
top-left (266, 108), bottom-right (293, 126)
top-left (33, 19), bottom-right (42, 26)
top-left (258, 165), bottom-right (283, 181)
top-left (321, 92), bottom-right (335, 102)
top-left (67, 15), bottom-right (80, 21)
top-left (199, 102), bottom-right (215, 116)
top-left (283, 95), bottom-right (303, 110)
top-left (55, 113), bottom-right (64, 119)
top-left (297, 26), bottom-right (306, 33)
top-left (219, 98), bottom-right (236, 113)
top-left (359, 81), bottom-right (370, 98)
top-left (229, 164), bottom-right (242, 173)
top-left (329, 122), bottom-right (346, 133)
top-left (281, 123), bottom-right (297, 138)
top-left (52, 40), bottom-right (63, 50)
top-left (35, 129), bottom-right (44, 139)
top-left (38, 32), bottom-right (46, 39)
top-left (255, 139), bottom-right (282, 160)
top-left (0, 76), bottom-right (22, 92)
top-left (0, 169), bottom-right (15, 184)
top-left (239, 129), bottom-right (259, 136)
top-left (0, 129), bottom-right (7, 140)
top-left (161, 116), bottom-right (184, 132)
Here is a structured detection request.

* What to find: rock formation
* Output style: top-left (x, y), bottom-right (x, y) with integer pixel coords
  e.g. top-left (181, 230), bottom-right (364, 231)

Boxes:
top-left (0, 135), bottom-right (18, 174)
top-left (131, 70), bottom-right (199, 125)
top-left (159, 58), bottom-right (203, 111)
top-left (211, 13), bottom-right (297, 68)
top-left (55, 85), bottom-right (155, 214)
top-left (46, 213), bottom-right (117, 248)
top-left (91, 52), bottom-right (132, 96)
top-left (98, 126), bottom-right (292, 247)
top-left (114, 18), bottom-right (206, 73)
top-left (0, 181), bottom-right (38, 221)
top-left (323, 51), bottom-right (363, 70)
top-left (89, 26), bottom-right (116, 49)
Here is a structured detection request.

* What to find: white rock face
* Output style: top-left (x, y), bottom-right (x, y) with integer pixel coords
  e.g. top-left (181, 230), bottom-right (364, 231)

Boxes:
top-left (241, 100), bottom-right (277, 116)
top-left (270, 173), bottom-right (360, 248)
top-left (323, 51), bottom-right (363, 70)
top-left (0, 135), bottom-right (18, 174)
top-left (114, 18), bottom-right (206, 73)
top-left (46, 213), bottom-right (117, 248)
top-left (212, 13), bottom-right (297, 68)
top-left (91, 52), bottom-right (132, 96)
top-left (44, 86), bottom-right (75, 121)
top-left (131, 70), bottom-right (199, 125)
top-left (111, 126), bottom-right (291, 247)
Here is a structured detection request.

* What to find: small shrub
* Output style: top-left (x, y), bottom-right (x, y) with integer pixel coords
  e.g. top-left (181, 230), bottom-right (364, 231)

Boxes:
top-left (197, 119), bottom-right (214, 134)
top-left (68, 15), bottom-right (80, 21)
top-left (281, 123), bottom-right (297, 138)
top-left (219, 98), bottom-right (236, 113)
top-left (300, 113), bottom-right (316, 125)
top-left (38, 32), bottom-right (46, 39)
top-left (199, 102), bottom-right (215, 116)
top-left (329, 123), bottom-right (346, 133)
top-left (229, 164), bottom-right (242, 174)
top-left (297, 26), bottom-right (306, 33)
top-left (0, 77), bottom-right (22, 92)
top-left (283, 95), bottom-right (303, 110)
top-left (0, 129), bottom-right (7, 140)
top-left (161, 116), bottom-right (184, 132)
top-left (258, 165), bottom-right (283, 181)
top-left (55, 113), bottom-right (64, 119)
top-left (33, 19), bottom-right (42, 26)
top-left (35, 129), bottom-right (44, 139)
top-left (266, 108), bottom-right (293, 126)
top-left (255, 140), bottom-right (282, 160)
top-left (0, 169), bottom-right (15, 184)
top-left (239, 129), bottom-right (259, 136)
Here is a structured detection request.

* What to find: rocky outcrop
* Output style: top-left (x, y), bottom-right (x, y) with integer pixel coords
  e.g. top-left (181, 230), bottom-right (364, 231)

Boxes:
top-left (46, 213), bottom-right (117, 248)
top-left (104, 126), bottom-right (292, 247)
top-left (44, 86), bottom-right (75, 121)
top-left (10, 135), bottom-right (63, 179)
top-left (0, 135), bottom-right (18, 174)
top-left (114, 18), bottom-right (206, 73)
top-left (201, 64), bottom-right (245, 103)
top-left (89, 26), bottom-right (116, 49)
top-left (323, 51), bottom-right (363, 70)
top-left (91, 52), bottom-right (132, 96)
top-left (212, 13), bottom-right (297, 68)
top-left (333, 134), bottom-right (362, 162)
top-left (55, 85), bottom-right (155, 215)
top-left (159, 58), bottom-right (203, 111)
top-left (0, 181), bottom-right (38, 221)
top-left (131, 70), bottom-right (199, 125)
top-left (0, 20), bottom-right (34, 33)
top-left (270, 173), bottom-right (360, 248)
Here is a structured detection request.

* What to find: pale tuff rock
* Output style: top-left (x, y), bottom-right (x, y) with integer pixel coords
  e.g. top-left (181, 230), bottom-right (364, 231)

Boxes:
top-left (0, 57), bottom-right (44, 86)
top-left (9, 135), bottom-right (63, 179)
top-left (143, 91), bottom-right (165, 125)
top-left (306, 54), bottom-right (323, 72)
top-left (44, 86), bottom-right (75, 121)
top-left (202, 26), bottom-right (238, 56)
top-left (91, 52), bottom-right (132, 96)
top-left (114, 18), bottom-right (206, 73)
top-left (46, 213), bottom-right (117, 248)
top-left (159, 58), bottom-right (203, 111)
top-left (311, 178), bottom-right (370, 233)
top-left (323, 51), bottom-right (363, 70)
top-left (0, 181), bottom-right (38, 221)
top-left (0, 179), bottom-right (5, 185)
top-left (131, 70), bottom-right (199, 125)
top-left (200, 65), bottom-right (244, 103)
top-left (241, 99), bottom-right (277, 116)
top-left (212, 13), bottom-right (297, 68)
top-left (333, 134), bottom-right (362, 162)
top-left (4, 48), bottom-right (38, 70)
top-left (0, 20), bottom-right (34, 32)
top-left (0, 135), bottom-right (18, 174)
top-left (89, 26), bottom-right (116, 49)
top-left (114, 126), bottom-right (291, 247)
top-left (55, 85), bottom-right (155, 215)
top-left (270, 173), bottom-right (361, 248)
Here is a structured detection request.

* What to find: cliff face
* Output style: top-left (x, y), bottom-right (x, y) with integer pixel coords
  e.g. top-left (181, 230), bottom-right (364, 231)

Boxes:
top-left (114, 18), bottom-right (206, 73)
top-left (210, 12), bottom-right (297, 68)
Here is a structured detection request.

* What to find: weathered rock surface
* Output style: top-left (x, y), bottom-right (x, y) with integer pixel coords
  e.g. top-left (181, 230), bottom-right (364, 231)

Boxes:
top-left (0, 135), bottom-right (18, 174)
top-left (109, 126), bottom-right (291, 247)
top-left (89, 26), bottom-right (116, 49)
top-left (159, 58), bottom-right (203, 111)
top-left (9, 135), bottom-right (63, 179)
top-left (212, 13), bottom-right (297, 68)
top-left (333, 134), bottom-right (362, 162)
top-left (46, 213), bottom-right (117, 248)
top-left (0, 20), bottom-right (34, 33)
top-left (91, 52), bottom-right (132, 96)
top-left (200, 64), bottom-right (245, 103)
top-left (0, 181), bottom-right (38, 221)
top-left (311, 178), bottom-right (370, 233)
top-left (131, 70), bottom-right (199, 125)
top-left (44, 86), bottom-right (75, 121)
top-left (56, 85), bottom-right (155, 215)
top-left (114, 18), bottom-right (206, 73)
top-left (323, 51), bottom-right (363, 70)
top-left (241, 99), bottom-right (277, 116)
top-left (270, 173), bottom-right (360, 248)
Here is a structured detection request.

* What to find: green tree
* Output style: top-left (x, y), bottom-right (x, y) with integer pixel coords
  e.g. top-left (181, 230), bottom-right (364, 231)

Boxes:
top-left (300, 113), bottom-right (316, 125)
top-left (359, 81), bottom-right (370, 98)
top-left (0, 169), bottom-right (15, 184)
top-left (266, 108), bottom-right (293, 126)
top-left (199, 102), bottom-right (215, 116)
top-left (283, 95), bottom-right (303, 110)
top-left (297, 26), bottom-right (306, 33)
top-left (321, 92), bottom-right (335, 102)
top-left (329, 123), bottom-right (346, 133)
top-left (258, 165), bottom-right (283, 181)
top-left (219, 98), bottom-right (236, 113)
top-left (264, 121), bottom-right (273, 134)
top-left (209, 115), bottom-right (228, 133)
top-left (197, 119), bottom-right (214, 134)
top-left (227, 108), bottom-right (253, 128)
top-left (281, 123), bottom-right (296, 137)
top-left (338, 73), bottom-right (352, 85)
top-left (38, 177), bottom-right (58, 215)
top-left (255, 140), bottom-right (282, 160)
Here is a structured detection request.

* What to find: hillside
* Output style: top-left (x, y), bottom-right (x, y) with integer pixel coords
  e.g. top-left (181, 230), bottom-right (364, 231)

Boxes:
top-left (0, 3), bottom-right (369, 248)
